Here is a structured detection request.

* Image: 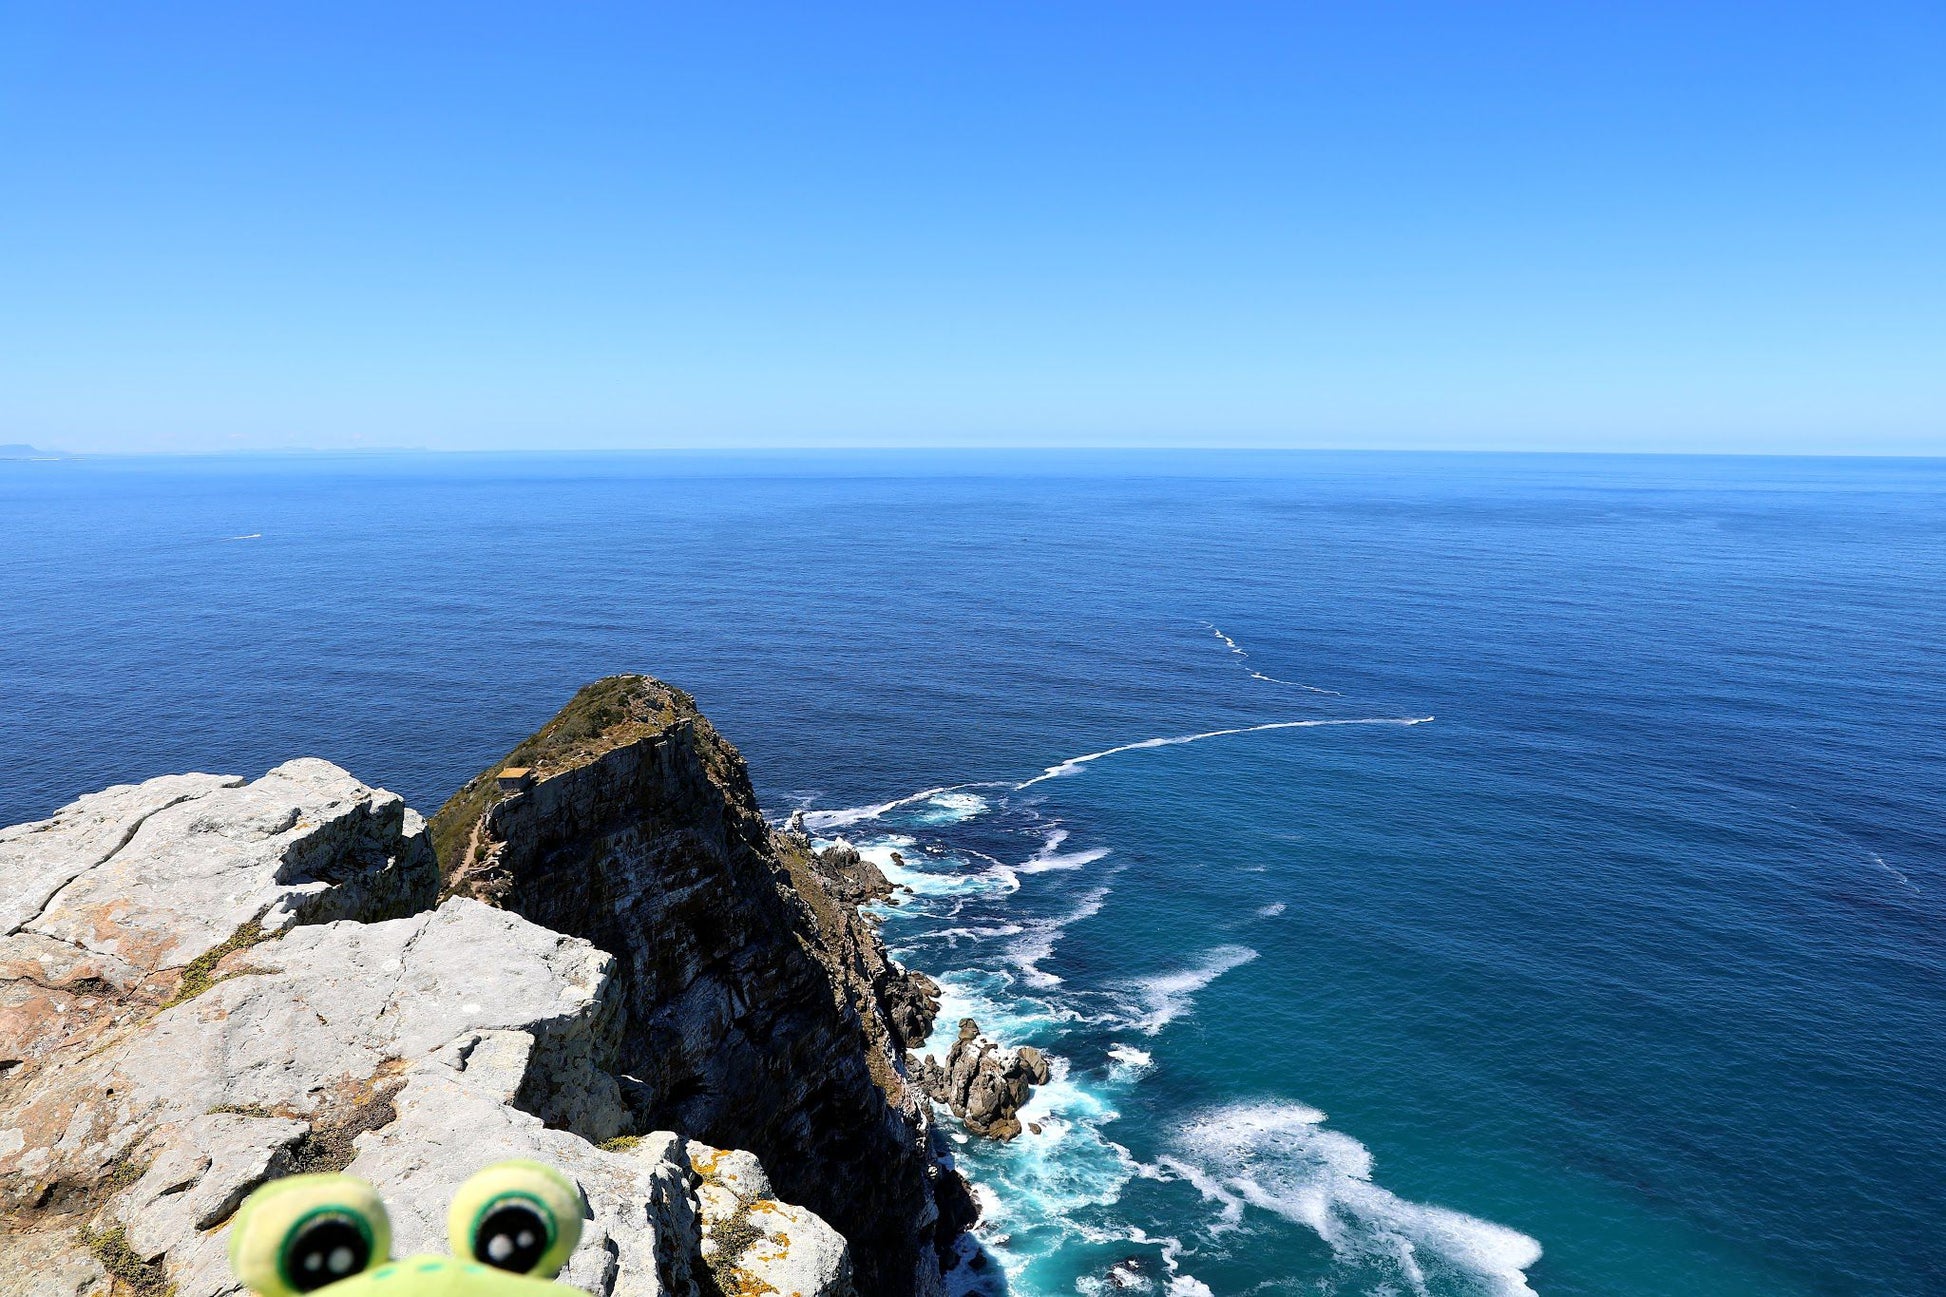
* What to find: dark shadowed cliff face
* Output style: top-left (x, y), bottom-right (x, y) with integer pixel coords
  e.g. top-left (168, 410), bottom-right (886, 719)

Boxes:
top-left (432, 676), bottom-right (973, 1297)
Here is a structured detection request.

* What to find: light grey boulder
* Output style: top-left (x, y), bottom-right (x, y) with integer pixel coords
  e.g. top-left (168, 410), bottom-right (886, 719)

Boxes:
top-left (0, 763), bottom-right (854, 1297)
top-left (0, 772), bottom-right (242, 937)
top-left (4, 759), bottom-right (437, 971)
top-left (690, 1141), bottom-right (854, 1297)
top-left (118, 1111), bottom-right (311, 1279)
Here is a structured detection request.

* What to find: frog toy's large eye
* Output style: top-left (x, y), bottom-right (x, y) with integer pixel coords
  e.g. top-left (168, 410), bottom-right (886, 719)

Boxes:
top-left (447, 1159), bottom-right (584, 1278)
top-left (229, 1173), bottom-right (390, 1295)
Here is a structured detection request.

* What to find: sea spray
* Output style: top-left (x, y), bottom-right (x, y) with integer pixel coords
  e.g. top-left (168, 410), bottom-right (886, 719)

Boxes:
top-left (797, 709), bottom-right (1536, 1297)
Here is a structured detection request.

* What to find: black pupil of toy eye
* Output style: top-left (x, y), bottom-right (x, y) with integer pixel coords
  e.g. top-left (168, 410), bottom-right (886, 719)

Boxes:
top-left (475, 1203), bottom-right (549, 1272)
top-left (285, 1215), bottom-right (369, 1292)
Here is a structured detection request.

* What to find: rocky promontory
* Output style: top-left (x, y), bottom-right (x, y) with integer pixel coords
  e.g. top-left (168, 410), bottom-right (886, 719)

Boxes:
top-left (0, 676), bottom-right (975, 1297)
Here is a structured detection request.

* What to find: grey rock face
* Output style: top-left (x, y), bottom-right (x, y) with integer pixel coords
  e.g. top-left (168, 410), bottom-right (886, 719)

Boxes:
top-left (811, 842), bottom-right (892, 905)
top-left (1, 761), bottom-right (436, 1087)
top-left (0, 762), bottom-right (854, 1297)
top-left (433, 677), bottom-right (973, 1297)
top-left (913, 1020), bottom-right (1051, 1141)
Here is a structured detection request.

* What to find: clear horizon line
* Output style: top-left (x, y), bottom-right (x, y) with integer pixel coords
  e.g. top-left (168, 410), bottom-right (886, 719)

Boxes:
top-left (10, 444), bottom-right (1946, 462)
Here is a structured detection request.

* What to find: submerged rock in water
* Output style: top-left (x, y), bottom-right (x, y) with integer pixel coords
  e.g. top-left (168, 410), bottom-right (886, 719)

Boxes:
top-left (912, 1018), bottom-right (1052, 1141)
top-left (1105, 1255), bottom-right (1160, 1292)
top-left (0, 675), bottom-right (971, 1297)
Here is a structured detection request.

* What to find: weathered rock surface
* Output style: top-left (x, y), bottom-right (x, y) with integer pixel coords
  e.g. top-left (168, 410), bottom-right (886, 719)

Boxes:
top-left (0, 756), bottom-right (854, 1297)
top-left (1, 760), bottom-right (436, 1084)
top-left (805, 843), bottom-right (942, 1054)
top-left (689, 1143), bottom-right (851, 1297)
top-left (912, 1020), bottom-right (1050, 1142)
top-left (433, 676), bottom-right (973, 1297)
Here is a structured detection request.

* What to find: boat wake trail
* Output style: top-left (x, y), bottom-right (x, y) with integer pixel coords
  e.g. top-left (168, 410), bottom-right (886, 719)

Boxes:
top-left (1016, 718), bottom-right (1434, 790)
top-left (1202, 622), bottom-right (1342, 695)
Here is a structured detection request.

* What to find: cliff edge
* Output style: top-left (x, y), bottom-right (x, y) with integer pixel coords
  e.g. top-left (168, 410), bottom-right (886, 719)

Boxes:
top-left (432, 676), bottom-right (972, 1297)
top-left (0, 675), bottom-right (971, 1297)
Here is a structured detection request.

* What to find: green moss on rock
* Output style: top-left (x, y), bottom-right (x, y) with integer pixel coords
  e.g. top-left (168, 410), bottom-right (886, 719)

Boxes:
top-left (160, 909), bottom-right (273, 1009)
top-left (83, 1225), bottom-right (175, 1297)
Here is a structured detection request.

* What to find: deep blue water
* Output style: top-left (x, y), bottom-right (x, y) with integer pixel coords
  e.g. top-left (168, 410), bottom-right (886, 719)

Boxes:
top-left (3, 451), bottom-right (1942, 1296)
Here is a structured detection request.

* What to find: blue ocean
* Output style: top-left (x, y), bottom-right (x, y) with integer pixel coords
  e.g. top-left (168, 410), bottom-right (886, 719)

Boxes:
top-left (3, 451), bottom-right (1942, 1296)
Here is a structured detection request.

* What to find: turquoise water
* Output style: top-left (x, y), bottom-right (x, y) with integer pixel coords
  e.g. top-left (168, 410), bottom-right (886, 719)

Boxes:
top-left (2, 452), bottom-right (1942, 1294)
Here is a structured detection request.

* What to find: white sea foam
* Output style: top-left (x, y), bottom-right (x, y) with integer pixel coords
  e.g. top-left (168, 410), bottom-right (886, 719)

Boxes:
top-left (916, 791), bottom-right (991, 825)
top-left (1016, 718), bottom-right (1432, 790)
top-left (224, 532), bottom-right (262, 540)
top-left (1257, 901), bottom-right (1287, 917)
top-left (1125, 1227), bottom-right (1211, 1297)
top-left (949, 1054), bottom-right (1146, 1290)
top-left (801, 788), bottom-right (959, 830)
top-left (1162, 1102), bottom-right (1543, 1296)
top-left (1009, 884), bottom-right (1114, 988)
top-left (1125, 945), bottom-right (1259, 1034)
top-left (1106, 1043), bottom-right (1154, 1072)
top-left (919, 971), bottom-right (1069, 1059)
top-left (852, 836), bottom-right (1017, 899)
top-left (1017, 827), bottom-right (1111, 873)
top-left (920, 923), bottom-right (1027, 946)
top-left (800, 782), bottom-right (1002, 830)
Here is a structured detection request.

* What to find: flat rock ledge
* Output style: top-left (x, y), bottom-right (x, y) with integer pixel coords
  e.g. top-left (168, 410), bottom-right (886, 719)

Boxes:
top-left (0, 763), bottom-right (854, 1297)
top-left (911, 1020), bottom-right (1050, 1142)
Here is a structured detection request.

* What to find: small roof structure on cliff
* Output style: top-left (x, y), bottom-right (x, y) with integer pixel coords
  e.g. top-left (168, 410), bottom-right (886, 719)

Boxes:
top-left (496, 766), bottom-right (534, 793)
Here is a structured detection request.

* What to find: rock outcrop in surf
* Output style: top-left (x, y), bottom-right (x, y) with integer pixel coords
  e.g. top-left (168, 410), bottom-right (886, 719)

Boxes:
top-left (911, 1018), bottom-right (1051, 1142)
top-left (0, 675), bottom-right (975, 1297)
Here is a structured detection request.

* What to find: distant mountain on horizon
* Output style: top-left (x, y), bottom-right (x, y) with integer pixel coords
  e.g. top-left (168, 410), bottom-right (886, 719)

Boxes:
top-left (0, 444), bottom-right (65, 459)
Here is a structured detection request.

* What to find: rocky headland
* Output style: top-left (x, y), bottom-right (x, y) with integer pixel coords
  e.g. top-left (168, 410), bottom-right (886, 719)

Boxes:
top-left (0, 676), bottom-right (976, 1297)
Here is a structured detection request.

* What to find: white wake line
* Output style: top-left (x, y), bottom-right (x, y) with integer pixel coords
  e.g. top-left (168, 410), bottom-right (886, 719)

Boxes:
top-left (1015, 717), bottom-right (1434, 790)
top-left (1202, 622), bottom-right (1342, 695)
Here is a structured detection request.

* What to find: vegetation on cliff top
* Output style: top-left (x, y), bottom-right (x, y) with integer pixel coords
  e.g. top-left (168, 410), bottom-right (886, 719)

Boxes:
top-left (428, 674), bottom-right (693, 878)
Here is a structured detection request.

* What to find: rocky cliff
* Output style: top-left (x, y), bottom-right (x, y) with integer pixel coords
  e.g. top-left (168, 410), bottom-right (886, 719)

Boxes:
top-left (432, 676), bottom-right (972, 1297)
top-left (0, 677), bottom-right (970, 1297)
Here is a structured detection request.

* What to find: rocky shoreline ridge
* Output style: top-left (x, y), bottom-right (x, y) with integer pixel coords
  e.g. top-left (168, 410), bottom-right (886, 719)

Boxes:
top-left (0, 676), bottom-right (988, 1297)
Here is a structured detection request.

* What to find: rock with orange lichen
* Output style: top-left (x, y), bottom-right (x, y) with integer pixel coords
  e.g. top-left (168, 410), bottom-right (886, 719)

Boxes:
top-left (689, 1141), bottom-right (853, 1297)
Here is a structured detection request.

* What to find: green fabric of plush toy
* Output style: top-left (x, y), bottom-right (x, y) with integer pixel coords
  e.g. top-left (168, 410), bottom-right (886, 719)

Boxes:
top-left (228, 1160), bottom-right (585, 1294)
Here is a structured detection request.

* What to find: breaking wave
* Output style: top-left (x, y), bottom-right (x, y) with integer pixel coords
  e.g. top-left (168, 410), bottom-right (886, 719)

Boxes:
top-left (1019, 827), bottom-right (1111, 873)
top-left (1121, 945), bottom-right (1259, 1034)
top-left (1158, 1102), bottom-right (1542, 1296)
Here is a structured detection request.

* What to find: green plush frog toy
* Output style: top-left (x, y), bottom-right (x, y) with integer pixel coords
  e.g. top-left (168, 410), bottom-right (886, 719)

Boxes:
top-left (227, 1160), bottom-right (585, 1294)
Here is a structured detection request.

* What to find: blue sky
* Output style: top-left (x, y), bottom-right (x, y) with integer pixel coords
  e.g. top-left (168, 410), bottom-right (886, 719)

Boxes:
top-left (2, 3), bottom-right (1941, 454)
